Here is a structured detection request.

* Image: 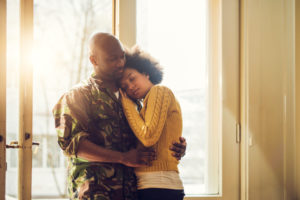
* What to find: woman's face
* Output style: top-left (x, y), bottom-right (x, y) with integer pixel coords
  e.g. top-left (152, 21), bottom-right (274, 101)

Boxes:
top-left (120, 68), bottom-right (154, 100)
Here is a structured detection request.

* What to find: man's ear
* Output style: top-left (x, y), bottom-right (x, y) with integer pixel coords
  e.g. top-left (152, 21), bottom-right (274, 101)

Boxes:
top-left (89, 55), bottom-right (97, 66)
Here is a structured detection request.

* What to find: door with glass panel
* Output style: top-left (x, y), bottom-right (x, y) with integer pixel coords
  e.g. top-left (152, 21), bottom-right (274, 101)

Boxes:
top-left (5, 0), bottom-right (21, 197)
top-left (1, 0), bottom-right (34, 199)
top-left (0, 0), bottom-right (113, 199)
top-left (117, 0), bottom-right (240, 199)
top-left (31, 0), bottom-right (112, 198)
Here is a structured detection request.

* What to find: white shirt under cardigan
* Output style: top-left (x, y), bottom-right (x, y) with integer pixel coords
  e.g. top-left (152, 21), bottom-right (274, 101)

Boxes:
top-left (135, 171), bottom-right (184, 190)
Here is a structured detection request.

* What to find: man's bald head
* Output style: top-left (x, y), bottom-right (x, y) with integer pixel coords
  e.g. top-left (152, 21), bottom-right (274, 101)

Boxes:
top-left (89, 32), bottom-right (123, 57)
top-left (88, 32), bottom-right (126, 82)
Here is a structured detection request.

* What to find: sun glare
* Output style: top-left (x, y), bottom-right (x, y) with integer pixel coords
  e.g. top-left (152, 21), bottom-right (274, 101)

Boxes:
top-left (32, 43), bottom-right (49, 75)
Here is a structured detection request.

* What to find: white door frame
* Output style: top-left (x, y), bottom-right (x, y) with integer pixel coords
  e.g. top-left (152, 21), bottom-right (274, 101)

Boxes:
top-left (0, 0), bottom-right (7, 199)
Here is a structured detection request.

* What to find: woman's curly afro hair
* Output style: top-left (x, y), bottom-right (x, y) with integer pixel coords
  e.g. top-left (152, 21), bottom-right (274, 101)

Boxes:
top-left (124, 46), bottom-right (163, 85)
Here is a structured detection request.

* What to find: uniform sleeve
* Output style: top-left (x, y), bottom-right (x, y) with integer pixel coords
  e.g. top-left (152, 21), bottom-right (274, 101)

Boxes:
top-left (52, 89), bottom-right (90, 157)
top-left (121, 86), bottom-right (172, 147)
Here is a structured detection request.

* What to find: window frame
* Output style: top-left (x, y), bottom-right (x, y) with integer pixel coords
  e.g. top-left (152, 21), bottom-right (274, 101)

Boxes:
top-left (0, 0), bottom-right (240, 199)
top-left (115, 0), bottom-right (240, 199)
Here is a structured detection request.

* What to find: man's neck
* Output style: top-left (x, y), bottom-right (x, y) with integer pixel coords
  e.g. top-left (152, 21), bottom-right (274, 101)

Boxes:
top-left (105, 82), bottom-right (118, 92)
top-left (93, 75), bottom-right (118, 92)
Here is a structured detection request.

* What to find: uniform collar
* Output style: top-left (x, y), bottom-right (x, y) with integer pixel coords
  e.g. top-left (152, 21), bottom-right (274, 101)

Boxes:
top-left (89, 73), bottom-right (121, 104)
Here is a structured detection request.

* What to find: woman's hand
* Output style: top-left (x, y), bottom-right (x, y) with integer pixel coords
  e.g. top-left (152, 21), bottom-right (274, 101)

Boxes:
top-left (119, 88), bottom-right (128, 98)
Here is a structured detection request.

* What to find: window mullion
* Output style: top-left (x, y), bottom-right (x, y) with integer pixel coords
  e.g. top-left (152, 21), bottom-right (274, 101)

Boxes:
top-left (19, 0), bottom-right (33, 199)
top-left (116, 0), bottom-right (137, 47)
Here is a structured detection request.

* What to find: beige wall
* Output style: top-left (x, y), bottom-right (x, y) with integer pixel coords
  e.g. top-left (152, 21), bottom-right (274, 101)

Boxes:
top-left (241, 0), bottom-right (296, 200)
top-left (296, 0), bottom-right (300, 199)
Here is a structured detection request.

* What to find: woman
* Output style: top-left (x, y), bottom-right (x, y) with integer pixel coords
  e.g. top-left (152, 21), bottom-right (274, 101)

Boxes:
top-left (119, 48), bottom-right (185, 200)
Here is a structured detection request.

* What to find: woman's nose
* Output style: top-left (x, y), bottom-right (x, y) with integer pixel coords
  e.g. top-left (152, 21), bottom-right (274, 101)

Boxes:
top-left (128, 84), bottom-right (135, 90)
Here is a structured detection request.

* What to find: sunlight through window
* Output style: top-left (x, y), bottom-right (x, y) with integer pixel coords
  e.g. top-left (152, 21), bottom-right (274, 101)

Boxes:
top-left (136, 0), bottom-right (220, 195)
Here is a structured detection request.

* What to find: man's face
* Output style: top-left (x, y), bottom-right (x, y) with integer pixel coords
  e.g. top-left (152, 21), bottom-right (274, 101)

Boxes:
top-left (93, 38), bottom-right (126, 81)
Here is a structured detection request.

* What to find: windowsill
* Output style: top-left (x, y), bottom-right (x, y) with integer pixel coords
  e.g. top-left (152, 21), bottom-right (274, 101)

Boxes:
top-left (29, 195), bottom-right (223, 200)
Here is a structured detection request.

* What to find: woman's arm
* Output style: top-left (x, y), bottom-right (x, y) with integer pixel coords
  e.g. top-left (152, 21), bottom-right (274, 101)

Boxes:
top-left (121, 86), bottom-right (172, 147)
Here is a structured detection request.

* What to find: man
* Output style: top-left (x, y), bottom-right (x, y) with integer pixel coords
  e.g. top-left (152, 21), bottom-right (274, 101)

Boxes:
top-left (53, 32), bottom-right (186, 200)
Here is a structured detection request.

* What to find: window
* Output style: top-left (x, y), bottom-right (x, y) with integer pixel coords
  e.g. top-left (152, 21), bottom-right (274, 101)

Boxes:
top-left (6, 0), bottom-right (112, 198)
top-left (117, 0), bottom-right (240, 198)
top-left (32, 0), bottom-right (112, 198)
top-left (2, 0), bottom-right (239, 199)
top-left (136, 0), bottom-right (218, 195)
top-left (6, 0), bottom-right (20, 198)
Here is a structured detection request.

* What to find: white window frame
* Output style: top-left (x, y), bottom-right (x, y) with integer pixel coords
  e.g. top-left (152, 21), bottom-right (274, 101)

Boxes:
top-left (0, 0), bottom-right (240, 199)
top-left (115, 0), bottom-right (240, 199)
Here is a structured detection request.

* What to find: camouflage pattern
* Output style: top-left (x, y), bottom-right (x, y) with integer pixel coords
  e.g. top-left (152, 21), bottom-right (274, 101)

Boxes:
top-left (53, 74), bottom-right (138, 200)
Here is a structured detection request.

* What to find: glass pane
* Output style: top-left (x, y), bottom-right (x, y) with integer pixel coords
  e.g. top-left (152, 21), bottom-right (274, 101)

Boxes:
top-left (6, 0), bottom-right (20, 199)
top-left (136, 0), bottom-right (219, 195)
top-left (32, 0), bottom-right (112, 198)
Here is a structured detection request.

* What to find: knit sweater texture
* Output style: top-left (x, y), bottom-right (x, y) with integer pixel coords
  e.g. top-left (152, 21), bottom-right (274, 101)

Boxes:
top-left (121, 85), bottom-right (183, 172)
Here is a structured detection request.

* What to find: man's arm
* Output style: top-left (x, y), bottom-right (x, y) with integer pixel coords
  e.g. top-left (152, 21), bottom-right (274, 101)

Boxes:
top-left (170, 137), bottom-right (187, 161)
top-left (77, 139), bottom-right (156, 167)
top-left (53, 90), bottom-right (156, 167)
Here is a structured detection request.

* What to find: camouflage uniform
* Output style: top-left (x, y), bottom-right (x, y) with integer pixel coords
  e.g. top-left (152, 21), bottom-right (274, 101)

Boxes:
top-left (53, 74), bottom-right (138, 200)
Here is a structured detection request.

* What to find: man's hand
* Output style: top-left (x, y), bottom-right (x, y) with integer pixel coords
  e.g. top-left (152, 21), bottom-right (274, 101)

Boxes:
top-left (170, 137), bottom-right (187, 161)
top-left (121, 148), bottom-right (156, 167)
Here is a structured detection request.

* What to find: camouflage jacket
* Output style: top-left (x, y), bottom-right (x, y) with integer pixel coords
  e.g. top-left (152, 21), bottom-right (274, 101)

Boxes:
top-left (52, 74), bottom-right (138, 200)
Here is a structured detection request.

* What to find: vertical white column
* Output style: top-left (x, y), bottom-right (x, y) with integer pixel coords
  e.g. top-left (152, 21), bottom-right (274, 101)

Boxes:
top-left (221, 0), bottom-right (241, 199)
top-left (116, 0), bottom-right (136, 48)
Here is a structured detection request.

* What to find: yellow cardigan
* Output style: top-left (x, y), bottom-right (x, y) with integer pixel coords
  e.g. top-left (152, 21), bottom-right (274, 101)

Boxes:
top-left (121, 85), bottom-right (183, 172)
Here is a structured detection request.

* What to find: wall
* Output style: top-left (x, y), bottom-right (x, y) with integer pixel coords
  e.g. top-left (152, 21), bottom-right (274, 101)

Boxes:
top-left (241, 0), bottom-right (296, 200)
top-left (296, 0), bottom-right (300, 199)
